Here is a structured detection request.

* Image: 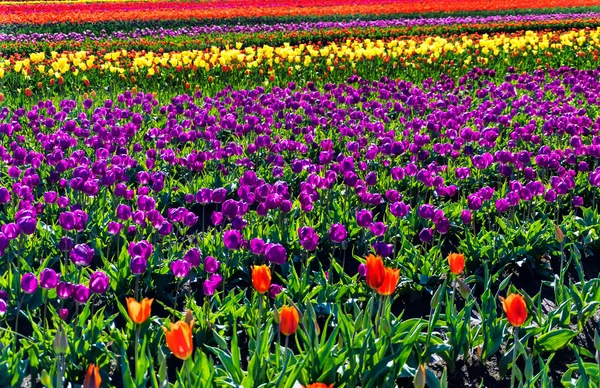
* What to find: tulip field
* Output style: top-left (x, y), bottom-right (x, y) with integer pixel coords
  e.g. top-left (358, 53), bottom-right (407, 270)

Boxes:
top-left (6, 1), bottom-right (600, 388)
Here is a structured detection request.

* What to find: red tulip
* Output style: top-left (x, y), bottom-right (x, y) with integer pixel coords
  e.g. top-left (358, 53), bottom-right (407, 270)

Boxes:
top-left (501, 293), bottom-right (528, 327)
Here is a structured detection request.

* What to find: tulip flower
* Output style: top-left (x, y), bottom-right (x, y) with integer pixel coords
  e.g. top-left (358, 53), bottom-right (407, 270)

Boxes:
top-left (305, 384), bottom-right (333, 388)
top-left (89, 271), bottom-right (109, 294)
top-left (269, 284), bottom-right (283, 299)
top-left (279, 305), bottom-right (299, 336)
top-left (39, 268), bottom-right (59, 289)
top-left (82, 364), bottom-right (102, 388)
top-left (365, 254), bottom-right (385, 290)
top-left (126, 297), bottom-right (153, 324)
top-left (252, 265), bottom-right (271, 294)
top-left (163, 319), bottom-right (194, 360)
top-left (447, 253), bottom-right (465, 275)
top-left (376, 267), bottom-right (400, 296)
top-left (501, 293), bottom-right (528, 327)
top-left (21, 272), bottom-right (38, 294)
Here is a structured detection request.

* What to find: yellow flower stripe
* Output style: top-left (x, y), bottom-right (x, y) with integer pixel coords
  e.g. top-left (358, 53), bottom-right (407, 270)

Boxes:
top-left (1, 28), bottom-right (598, 80)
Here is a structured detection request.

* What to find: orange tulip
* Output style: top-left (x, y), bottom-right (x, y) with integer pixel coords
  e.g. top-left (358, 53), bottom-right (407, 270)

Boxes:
top-left (279, 305), bottom-right (299, 336)
top-left (447, 253), bottom-right (465, 275)
top-left (126, 297), bottom-right (153, 324)
top-left (500, 293), bottom-right (528, 327)
top-left (376, 267), bottom-right (400, 296)
top-left (305, 384), bottom-right (333, 388)
top-left (163, 319), bottom-right (194, 360)
top-left (252, 265), bottom-right (271, 294)
top-left (365, 254), bottom-right (385, 290)
top-left (83, 364), bottom-right (102, 388)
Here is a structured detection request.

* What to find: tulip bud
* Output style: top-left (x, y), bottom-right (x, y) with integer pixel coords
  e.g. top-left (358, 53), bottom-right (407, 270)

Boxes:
top-left (185, 309), bottom-right (194, 327)
top-left (430, 282), bottom-right (444, 309)
top-left (53, 326), bottom-right (68, 355)
top-left (40, 370), bottom-right (52, 387)
top-left (456, 278), bottom-right (472, 299)
top-left (413, 365), bottom-right (426, 388)
top-left (554, 223), bottom-right (564, 243)
top-left (476, 345), bottom-right (482, 359)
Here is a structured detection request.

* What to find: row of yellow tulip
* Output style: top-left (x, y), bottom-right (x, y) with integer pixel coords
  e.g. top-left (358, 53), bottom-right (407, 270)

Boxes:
top-left (1, 28), bottom-right (598, 81)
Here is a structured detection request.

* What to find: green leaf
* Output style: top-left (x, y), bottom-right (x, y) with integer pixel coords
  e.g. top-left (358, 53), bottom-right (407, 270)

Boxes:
top-left (536, 329), bottom-right (578, 353)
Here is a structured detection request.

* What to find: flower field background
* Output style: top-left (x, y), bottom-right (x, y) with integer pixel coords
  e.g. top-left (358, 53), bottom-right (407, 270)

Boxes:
top-left (4, 1), bottom-right (600, 388)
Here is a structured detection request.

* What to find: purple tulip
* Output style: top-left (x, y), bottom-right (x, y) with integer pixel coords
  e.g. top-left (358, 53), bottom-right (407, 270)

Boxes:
top-left (2, 223), bottom-right (19, 240)
top-left (157, 221), bottom-right (173, 236)
top-left (268, 284), bottom-right (283, 299)
top-left (128, 240), bottom-right (154, 260)
top-left (211, 188), bottom-right (227, 203)
top-left (70, 243), bottom-right (94, 266)
top-left (298, 226), bottom-right (319, 251)
top-left (0, 187), bottom-right (10, 204)
top-left (130, 257), bottom-right (147, 275)
top-left (369, 222), bottom-right (387, 237)
top-left (461, 210), bottom-right (472, 224)
top-left (39, 268), bottom-right (59, 289)
top-left (203, 274), bottom-right (223, 296)
top-left (73, 284), bottom-right (90, 304)
top-left (171, 260), bottom-right (191, 278)
top-left (43, 191), bottom-right (57, 204)
top-left (356, 209), bottom-right (373, 228)
top-left (57, 196), bottom-right (70, 208)
top-left (108, 221), bottom-right (124, 235)
top-left (57, 281), bottom-right (74, 299)
top-left (328, 223), bottom-right (347, 243)
top-left (17, 215), bottom-right (37, 235)
top-left (544, 189), bottom-right (557, 203)
top-left (373, 241), bottom-right (394, 257)
top-left (211, 211), bottom-right (224, 226)
top-left (89, 271), bottom-right (109, 294)
top-left (495, 198), bottom-right (509, 213)
top-left (223, 230), bottom-right (242, 250)
top-left (435, 218), bottom-right (450, 234)
top-left (418, 204), bottom-right (435, 219)
top-left (467, 194), bottom-right (483, 211)
top-left (21, 272), bottom-right (38, 294)
top-left (0, 289), bottom-right (7, 301)
top-left (59, 308), bottom-right (69, 321)
top-left (0, 232), bottom-right (8, 254)
top-left (358, 263), bottom-right (367, 277)
top-left (183, 212), bottom-right (198, 227)
top-left (0, 299), bottom-right (7, 314)
top-left (250, 238), bottom-right (266, 255)
top-left (573, 196), bottom-right (584, 207)
top-left (419, 228), bottom-right (433, 243)
top-left (183, 248), bottom-right (202, 268)
top-left (204, 256), bottom-right (220, 273)
top-left (390, 202), bottom-right (410, 218)
top-left (116, 204), bottom-right (132, 221)
top-left (265, 243), bottom-right (287, 265)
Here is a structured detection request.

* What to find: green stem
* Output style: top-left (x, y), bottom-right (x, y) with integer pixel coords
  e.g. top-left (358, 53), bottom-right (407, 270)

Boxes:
top-left (256, 293), bottom-right (263, 353)
top-left (511, 327), bottom-right (519, 388)
top-left (14, 293), bottom-right (25, 349)
top-left (275, 336), bottom-right (290, 388)
top-left (375, 294), bottom-right (384, 336)
top-left (174, 281), bottom-right (180, 313)
top-left (43, 289), bottom-right (48, 331)
top-left (185, 357), bottom-right (193, 387)
top-left (55, 354), bottom-right (63, 388)
top-left (134, 324), bottom-right (141, 381)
